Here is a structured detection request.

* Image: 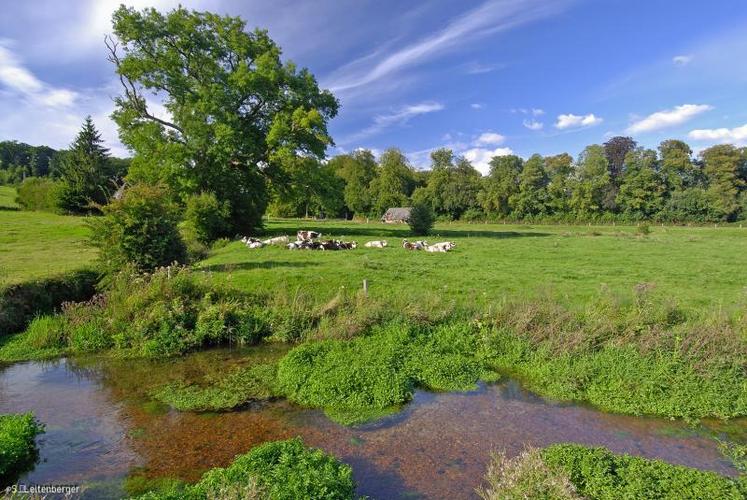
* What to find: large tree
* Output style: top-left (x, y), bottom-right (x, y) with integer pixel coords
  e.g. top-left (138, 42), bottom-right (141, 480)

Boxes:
top-left (616, 148), bottom-right (665, 219)
top-left (510, 154), bottom-right (548, 218)
top-left (701, 144), bottom-right (745, 220)
top-left (108, 6), bottom-right (338, 234)
top-left (369, 148), bottom-right (416, 216)
top-left (569, 145), bottom-right (611, 218)
top-left (658, 139), bottom-right (699, 192)
top-left (329, 149), bottom-right (378, 217)
top-left (478, 154), bottom-right (523, 218)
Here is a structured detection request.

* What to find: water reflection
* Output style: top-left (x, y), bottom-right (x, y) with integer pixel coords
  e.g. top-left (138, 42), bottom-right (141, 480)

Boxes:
top-left (0, 349), bottom-right (743, 500)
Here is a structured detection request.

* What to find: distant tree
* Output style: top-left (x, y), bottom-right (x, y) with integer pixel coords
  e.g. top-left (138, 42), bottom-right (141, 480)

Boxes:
top-left (701, 144), bottom-right (745, 220)
top-left (408, 203), bottom-right (434, 236)
top-left (658, 139), bottom-right (699, 192)
top-left (108, 5), bottom-right (338, 234)
top-left (478, 154), bottom-right (523, 218)
top-left (510, 154), bottom-right (547, 218)
top-left (56, 116), bottom-right (110, 213)
top-left (419, 149), bottom-right (481, 219)
top-left (616, 148), bottom-right (665, 219)
top-left (544, 153), bottom-right (573, 215)
top-left (603, 136), bottom-right (637, 184)
top-left (369, 148), bottom-right (416, 216)
top-left (273, 156), bottom-right (344, 218)
top-left (329, 149), bottom-right (378, 217)
top-left (569, 145), bottom-right (611, 218)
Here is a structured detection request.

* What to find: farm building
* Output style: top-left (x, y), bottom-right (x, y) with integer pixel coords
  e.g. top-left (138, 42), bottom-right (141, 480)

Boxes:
top-left (381, 207), bottom-right (412, 223)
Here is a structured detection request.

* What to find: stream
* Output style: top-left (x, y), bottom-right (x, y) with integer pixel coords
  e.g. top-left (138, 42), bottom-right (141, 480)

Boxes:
top-left (0, 346), bottom-right (743, 499)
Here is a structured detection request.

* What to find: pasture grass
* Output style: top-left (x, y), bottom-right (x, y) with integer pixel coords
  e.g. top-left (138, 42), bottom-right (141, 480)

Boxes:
top-left (201, 219), bottom-right (747, 310)
top-left (0, 209), bottom-right (94, 286)
top-left (0, 186), bottom-right (18, 209)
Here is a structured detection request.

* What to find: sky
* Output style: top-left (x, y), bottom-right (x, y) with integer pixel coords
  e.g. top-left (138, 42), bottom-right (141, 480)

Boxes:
top-left (1, 0), bottom-right (746, 174)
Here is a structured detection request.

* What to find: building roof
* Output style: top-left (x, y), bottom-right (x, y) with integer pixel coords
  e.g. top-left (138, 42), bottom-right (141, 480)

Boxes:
top-left (381, 207), bottom-right (412, 221)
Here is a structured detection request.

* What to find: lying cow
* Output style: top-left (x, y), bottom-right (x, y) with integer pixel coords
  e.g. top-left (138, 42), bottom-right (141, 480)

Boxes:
top-left (297, 230), bottom-right (321, 241)
top-left (402, 239), bottom-right (427, 250)
top-left (242, 237), bottom-right (265, 249)
top-left (364, 240), bottom-right (388, 248)
top-left (262, 235), bottom-right (289, 245)
top-left (430, 241), bottom-right (456, 251)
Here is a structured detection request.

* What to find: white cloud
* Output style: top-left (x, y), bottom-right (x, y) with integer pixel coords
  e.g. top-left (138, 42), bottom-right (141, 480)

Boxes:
top-left (0, 42), bottom-right (77, 108)
top-left (465, 61), bottom-right (501, 74)
top-left (470, 103), bottom-right (484, 110)
top-left (672, 55), bottom-right (692, 66)
top-left (531, 108), bottom-right (544, 116)
top-left (475, 131), bottom-right (505, 145)
top-left (462, 146), bottom-right (514, 175)
top-left (555, 113), bottom-right (603, 130)
top-left (340, 101), bottom-right (444, 144)
top-left (523, 119), bottom-right (543, 130)
top-left (688, 123), bottom-right (747, 143)
top-left (324, 0), bottom-right (570, 96)
top-left (626, 104), bottom-right (712, 134)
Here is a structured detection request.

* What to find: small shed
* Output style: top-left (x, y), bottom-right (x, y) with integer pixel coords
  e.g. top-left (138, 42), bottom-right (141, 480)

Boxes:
top-left (381, 207), bottom-right (412, 223)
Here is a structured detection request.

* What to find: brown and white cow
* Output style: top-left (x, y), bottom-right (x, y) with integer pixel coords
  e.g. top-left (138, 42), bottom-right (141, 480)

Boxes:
top-left (297, 230), bottom-right (321, 241)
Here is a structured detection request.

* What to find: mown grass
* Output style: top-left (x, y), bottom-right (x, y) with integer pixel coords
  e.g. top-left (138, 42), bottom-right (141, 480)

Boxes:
top-left (478, 444), bottom-right (747, 499)
top-left (132, 438), bottom-right (355, 500)
top-left (0, 412), bottom-right (44, 487)
top-left (0, 209), bottom-right (94, 286)
top-left (0, 186), bottom-right (18, 209)
top-left (201, 218), bottom-right (747, 310)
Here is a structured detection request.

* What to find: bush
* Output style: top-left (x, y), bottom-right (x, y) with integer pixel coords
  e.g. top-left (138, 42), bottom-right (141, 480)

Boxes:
top-left (0, 269), bottom-right (99, 336)
top-left (89, 184), bottom-right (187, 272)
top-left (542, 444), bottom-right (747, 499)
top-left (135, 438), bottom-right (355, 500)
top-left (408, 203), bottom-right (434, 236)
top-left (15, 177), bottom-right (60, 212)
top-left (183, 192), bottom-right (231, 245)
top-left (0, 413), bottom-right (44, 487)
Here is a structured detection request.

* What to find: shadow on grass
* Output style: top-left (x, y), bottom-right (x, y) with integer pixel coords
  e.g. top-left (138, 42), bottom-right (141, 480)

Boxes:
top-left (261, 225), bottom-right (551, 240)
top-left (197, 261), bottom-right (320, 273)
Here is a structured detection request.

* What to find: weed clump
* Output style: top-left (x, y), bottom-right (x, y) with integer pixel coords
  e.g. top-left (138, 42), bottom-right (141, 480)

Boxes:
top-left (0, 412), bottom-right (44, 487)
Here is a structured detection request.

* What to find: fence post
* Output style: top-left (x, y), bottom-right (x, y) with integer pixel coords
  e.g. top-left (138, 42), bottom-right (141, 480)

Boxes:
top-left (363, 279), bottom-right (368, 297)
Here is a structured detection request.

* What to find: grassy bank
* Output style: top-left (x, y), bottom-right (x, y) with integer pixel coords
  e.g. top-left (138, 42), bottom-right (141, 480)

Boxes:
top-left (0, 209), bottom-right (94, 286)
top-left (478, 444), bottom-right (747, 499)
top-left (0, 413), bottom-right (44, 487)
top-left (130, 438), bottom-right (354, 499)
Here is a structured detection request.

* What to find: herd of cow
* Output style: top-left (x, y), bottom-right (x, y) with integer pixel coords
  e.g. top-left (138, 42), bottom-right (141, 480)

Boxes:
top-left (239, 231), bottom-right (457, 253)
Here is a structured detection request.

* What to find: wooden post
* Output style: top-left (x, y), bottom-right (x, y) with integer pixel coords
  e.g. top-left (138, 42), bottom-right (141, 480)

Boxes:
top-left (363, 279), bottom-right (368, 297)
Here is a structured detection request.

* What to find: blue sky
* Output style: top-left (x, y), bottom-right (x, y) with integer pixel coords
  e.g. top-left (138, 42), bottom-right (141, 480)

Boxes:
top-left (1, 0), bottom-right (746, 173)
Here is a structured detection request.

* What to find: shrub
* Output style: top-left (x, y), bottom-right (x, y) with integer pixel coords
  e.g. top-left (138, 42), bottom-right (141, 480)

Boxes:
top-left (135, 438), bottom-right (355, 500)
top-left (408, 203), bottom-right (434, 236)
top-left (542, 443), bottom-right (747, 499)
top-left (0, 269), bottom-right (99, 336)
top-left (183, 192), bottom-right (231, 245)
top-left (461, 207), bottom-right (486, 222)
top-left (15, 177), bottom-right (61, 212)
top-left (477, 447), bottom-right (580, 500)
top-left (89, 184), bottom-right (187, 272)
top-left (0, 413), bottom-right (44, 487)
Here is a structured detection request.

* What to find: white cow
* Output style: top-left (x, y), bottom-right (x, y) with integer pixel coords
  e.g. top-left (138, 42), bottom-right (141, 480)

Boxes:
top-left (430, 241), bottom-right (456, 251)
top-left (364, 240), bottom-right (388, 248)
top-left (263, 235), bottom-right (289, 245)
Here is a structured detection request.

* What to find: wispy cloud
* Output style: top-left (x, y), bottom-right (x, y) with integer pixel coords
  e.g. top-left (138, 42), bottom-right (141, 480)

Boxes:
top-left (464, 61), bottom-right (502, 74)
top-left (626, 103), bottom-right (712, 134)
top-left (672, 54), bottom-right (692, 66)
top-left (555, 113), bottom-right (602, 130)
top-left (340, 101), bottom-right (444, 144)
top-left (474, 131), bottom-right (505, 145)
top-left (470, 103), bottom-right (484, 110)
top-left (523, 119), bottom-right (543, 130)
top-left (324, 0), bottom-right (571, 96)
top-left (0, 41), bottom-right (77, 107)
top-left (688, 123), bottom-right (747, 143)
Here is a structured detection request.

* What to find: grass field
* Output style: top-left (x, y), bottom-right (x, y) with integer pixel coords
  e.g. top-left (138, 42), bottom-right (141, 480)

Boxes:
top-left (0, 209), bottom-right (95, 286)
top-left (200, 219), bottom-right (747, 310)
top-left (0, 186), bottom-right (18, 209)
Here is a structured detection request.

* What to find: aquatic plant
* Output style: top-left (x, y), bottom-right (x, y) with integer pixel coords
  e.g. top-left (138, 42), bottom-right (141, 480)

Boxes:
top-left (0, 412), bottom-right (44, 487)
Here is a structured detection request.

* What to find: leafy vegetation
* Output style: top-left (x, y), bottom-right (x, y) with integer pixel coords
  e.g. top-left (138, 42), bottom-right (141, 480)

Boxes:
top-left (0, 413), bottom-right (44, 487)
top-left (408, 202), bottom-right (434, 235)
top-left (134, 438), bottom-right (354, 500)
top-left (15, 177), bottom-right (61, 212)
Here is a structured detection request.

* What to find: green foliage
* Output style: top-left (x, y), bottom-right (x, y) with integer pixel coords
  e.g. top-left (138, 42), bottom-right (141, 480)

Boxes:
top-left (510, 154), bottom-right (548, 218)
top-left (0, 413), bottom-right (44, 487)
top-left (0, 269), bottom-right (99, 336)
top-left (183, 192), bottom-right (231, 245)
top-left (369, 148), bottom-right (416, 216)
top-left (153, 363), bottom-right (280, 411)
top-left (110, 5), bottom-right (338, 235)
top-left (135, 438), bottom-right (354, 500)
top-left (89, 184), bottom-right (187, 272)
top-left (702, 144), bottom-right (745, 221)
top-left (329, 149), bottom-right (378, 217)
top-left (56, 116), bottom-right (112, 214)
top-left (408, 203), bottom-right (434, 236)
top-left (15, 177), bottom-right (61, 212)
top-left (277, 322), bottom-right (487, 424)
top-left (663, 188), bottom-right (724, 222)
top-left (542, 444), bottom-right (747, 499)
top-left (478, 154), bottom-right (523, 218)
